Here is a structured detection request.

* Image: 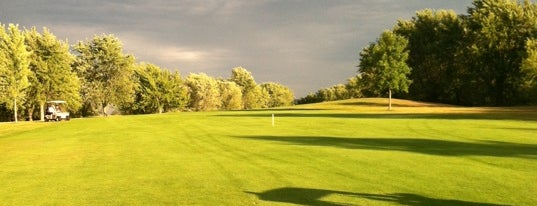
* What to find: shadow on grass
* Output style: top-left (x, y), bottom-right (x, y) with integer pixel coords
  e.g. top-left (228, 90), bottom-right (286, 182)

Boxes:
top-left (246, 187), bottom-right (510, 206)
top-left (218, 112), bottom-right (537, 121)
top-left (237, 136), bottom-right (537, 158)
top-left (337, 101), bottom-right (439, 107)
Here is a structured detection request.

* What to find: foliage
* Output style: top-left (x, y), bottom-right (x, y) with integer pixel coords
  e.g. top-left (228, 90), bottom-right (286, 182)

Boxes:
top-left (185, 73), bottom-right (221, 111)
top-left (24, 27), bottom-right (81, 121)
top-left (260, 82), bottom-right (294, 107)
top-left (218, 79), bottom-right (243, 110)
top-left (394, 9), bottom-right (466, 105)
top-left (358, 30), bottom-right (412, 110)
top-left (387, 0), bottom-right (537, 106)
top-left (521, 39), bottom-right (537, 103)
top-left (73, 34), bottom-right (136, 116)
top-left (296, 76), bottom-right (363, 104)
top-left (302, 0), bottom-right (537, 106)
top-left (230, 67), bottom-right (261, 109)
top-left (131, 63), bottom-right (189, 114)
top-left (0, 24), bottom-right (295, 121)
top-left (0, 24), bottom-right (31, 122)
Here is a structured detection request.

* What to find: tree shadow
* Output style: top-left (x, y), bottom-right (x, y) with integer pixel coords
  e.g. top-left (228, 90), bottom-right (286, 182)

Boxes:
top-left (237, 136), bottom-right (537, 158)
top-left (246, 187), bottom-right (510, 206)
top-left (337, 101), bottom-right (436, 107)
top-left (218, 112), bottom-right (537, 121)
top-left (245, 187), bottom-right (356, 206)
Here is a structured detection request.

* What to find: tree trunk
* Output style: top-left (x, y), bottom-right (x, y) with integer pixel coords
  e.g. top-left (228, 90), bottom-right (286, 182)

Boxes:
top-left (13, 99), bottom-right (18, 122)
top-left (158, 100), bottom-right (163, 114)
top-left (388, 89), bottom-right (392, 111)
top-left (101, 103), bottom-right (106, 116)
top-left (40, 103), bottom-right (45, 121)
top-left (28, 107), bottom-right (34, 121)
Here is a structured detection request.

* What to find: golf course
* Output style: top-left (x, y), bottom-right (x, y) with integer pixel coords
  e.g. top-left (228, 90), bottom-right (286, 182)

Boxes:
top-left (1, 98), bottom-right (536, 205)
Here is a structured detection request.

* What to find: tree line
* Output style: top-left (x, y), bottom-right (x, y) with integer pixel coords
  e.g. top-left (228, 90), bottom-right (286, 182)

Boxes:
top-left (299, 0), bottom-right (537, 106)
top-left (0, 25), bottom-right (294, 122)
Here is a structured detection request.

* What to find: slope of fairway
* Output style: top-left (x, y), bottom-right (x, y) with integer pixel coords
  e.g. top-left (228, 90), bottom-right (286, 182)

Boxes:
top-left (1, 99), bottom-right (536, 205)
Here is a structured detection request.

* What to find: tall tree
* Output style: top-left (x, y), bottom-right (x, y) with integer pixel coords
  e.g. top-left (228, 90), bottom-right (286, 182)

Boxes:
top-left (521, 39), bottom-right (537, 102)
top-left (133, 63), bottom-right (188, 114)
top-left (230, 67), bottom-right (259, 109)
top-left (358, 30), bottom-right (412, 110)
top-left (73, 34), bottom-right (136, 116)
top-left (346, 76), bottom-right (363, 99)
top-left (467, 0), bottom-right (537, 105)
top-left (0, 24), bottom-right (31, 122)
top-left (185, 73), bottom-right (221, 111)
top-left (394, 9), bottom-right (467, 105)
top-left (25, 27), bottom-right (81, 121)
top-left (218, 79), bottom-right (243, 110)
top-left (165, 70), bottom-right (190, 112)
top-left (260, 82), bottom-right (294, 107)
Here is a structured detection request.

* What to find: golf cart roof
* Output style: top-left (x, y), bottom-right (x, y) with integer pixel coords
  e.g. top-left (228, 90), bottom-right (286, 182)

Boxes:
top-left (47, 100), bottom-right (67, 104)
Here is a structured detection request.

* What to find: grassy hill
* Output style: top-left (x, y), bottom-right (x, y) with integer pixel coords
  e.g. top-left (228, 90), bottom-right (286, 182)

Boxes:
top-left (1, 98), bottom-right (536, 205)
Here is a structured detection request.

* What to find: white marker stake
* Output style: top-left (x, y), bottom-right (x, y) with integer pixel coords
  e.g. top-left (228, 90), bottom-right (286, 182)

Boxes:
top-left (272, 113), bottom-right (275, 127)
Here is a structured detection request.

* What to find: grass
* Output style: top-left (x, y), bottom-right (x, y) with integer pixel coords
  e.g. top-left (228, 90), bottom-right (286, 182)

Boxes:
top-left (1, 98), bottom-right (536, 205)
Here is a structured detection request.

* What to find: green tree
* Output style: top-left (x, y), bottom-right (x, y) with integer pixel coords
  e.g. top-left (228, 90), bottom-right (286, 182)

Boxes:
top-left (260, 82), bottom-right (294, 107)
top-left (230, 67), bottom-right (261, 109)
top-left (166, 70), bottom-right (190, 112)
top-left (133, 63), bottom-right (189, 114)
top-left (521, 39), bottom-right (537, 103)
top-left (394, 9), bottom-right (467, 105)
top-left (467, 0), bottom-right (537, 105)
top-left (218, 79), bottom-right (243, 110)
top-left (245, 85), bottom-right (269, 109)
top-left (185, 73), bottom-right (221, 111)
top-left (0, 24), bottom-right (31, 122)
top-left (358, 30), bottom-right (412, 110)
top-left (346, 76), bottom-right (363, 98)
top-left (25, 27), bottom-right (81, 121)
top-left (73, 34), bottom-right (136, 116)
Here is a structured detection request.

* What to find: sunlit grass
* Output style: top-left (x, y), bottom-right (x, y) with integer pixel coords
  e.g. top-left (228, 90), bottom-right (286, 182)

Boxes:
top-left (1, 98), bottom-right (536, 205)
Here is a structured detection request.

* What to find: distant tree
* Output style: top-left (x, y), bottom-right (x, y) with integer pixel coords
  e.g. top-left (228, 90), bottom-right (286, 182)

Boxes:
top-left (466, 0), bottom-right (537, 105)
top-left (521, 39), bottom-right (537, 103)
top-left (218, 80), bottom-right (243, 110)
top-left (296, 75), bottom-right (364, 105)
top-left (166, 70), bottom-right (190, 112)
top-left (260, 82), bottom-right (294, 107)
top-left (358, 30), bottom-right (412, 110)
top-left (0, 103), bottom-right (10, 122)
top-left (296, 92), bottom-right (322, 104)
top-left (73, 34), bottom-right (136, 116)
top-left (133, 63), bottom-right (189, 114)
top-left (185, 73), bottom-right (221, 111)
top-left (346, 75), bottom-right (363, 98)
top-left (25, 27), bottom-right (81, 121)
top-left (134, 63), bottom-right (158, 113)
top-left (230, 67), bottom-right (261, 109)
top-left (332, 84), bottom-right (349, 100)
top-left (0, 24), bottom-right (31, 122)
top-left (394, 9), bottom-right (466, 105)
top-left (244, 85), bottom-right (270, 109)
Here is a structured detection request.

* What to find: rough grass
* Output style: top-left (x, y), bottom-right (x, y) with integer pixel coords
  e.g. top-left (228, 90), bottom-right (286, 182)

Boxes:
top-left (1, 98), bottom-right (536, 205)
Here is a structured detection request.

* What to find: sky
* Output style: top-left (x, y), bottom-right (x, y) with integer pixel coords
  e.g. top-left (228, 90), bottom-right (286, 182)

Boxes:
top-left (0, 0), bottom-right (473, 97)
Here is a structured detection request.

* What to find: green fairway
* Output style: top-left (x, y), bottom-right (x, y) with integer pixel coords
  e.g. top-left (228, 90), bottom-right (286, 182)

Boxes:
top-left (1, 99), bottom-right (536, 205)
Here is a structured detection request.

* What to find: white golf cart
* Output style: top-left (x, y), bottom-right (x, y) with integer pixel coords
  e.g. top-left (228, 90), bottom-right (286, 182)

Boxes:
top-left (45, 100), bottom-right (70, 121)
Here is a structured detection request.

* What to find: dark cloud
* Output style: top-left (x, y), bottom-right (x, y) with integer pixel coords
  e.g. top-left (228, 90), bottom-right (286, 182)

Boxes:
top-left (0, 0), bottom-right (473, 97)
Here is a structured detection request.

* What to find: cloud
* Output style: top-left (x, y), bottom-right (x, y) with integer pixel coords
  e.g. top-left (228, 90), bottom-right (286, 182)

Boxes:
top-left (0, 0), bottom-right (474, 97)
top-left (116, 33), bottom-right (233, 75)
